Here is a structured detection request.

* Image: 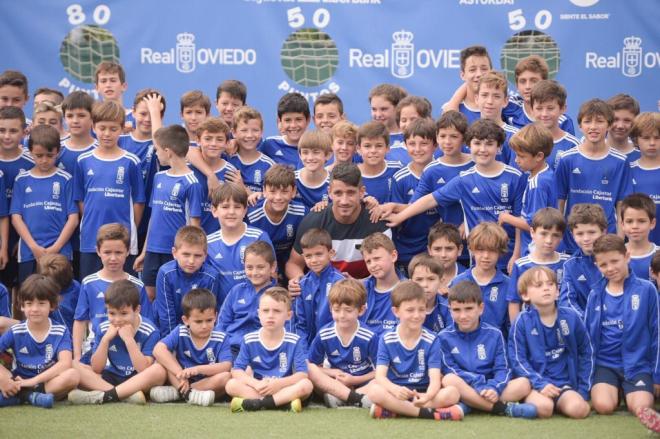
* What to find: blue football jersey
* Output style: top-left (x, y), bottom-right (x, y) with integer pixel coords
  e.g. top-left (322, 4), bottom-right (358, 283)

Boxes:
top-left (506, 253), bottom-right (570, 303)
top-left (391, 164), bottom-right (441, 263)
top-left (233, 329), bottom-right (308, 379)
top-left (413, 158), bottom-right (474, 226)
top-left (361, 161), bottom-right (402, 204)
top-left (0, 320), bottom-right (71, 378)
top-left (146, 170), bottom-right (203, 253)
top-left (207, 225), bottom-right (274, 299)
top-left (424, 294), bottom-right (453, 333)
top-left (363, 277), bottom-right (403, 335)
top-left (629, 245), bottom-right (658, 282)
top-left (50, 280), bottom-right (80, 333)
top-left (556, 147), bottom-right (632, 253)
top-left (0, 150), bottom-right (34, 201)
top-left (0, 282), bottom-right (9, 317)
top-left (458, 102), bottom-right (480, 125)
top-left (191, 161), bottom-right (238, 234)
top-left (386, 133), bottom-right (411, 165)
top-left (503, 98), bottom-right (576, 136)
top-left (451, 269), bottom-right (510, 334)
top-left (520, 166), bottom-right (558, 256)
top-left (377, 327), bottom-right (442, 389)
top-left (433, 165), bottom-right (525, 268)
top-left (308, 322), bottom-right (377, 376)
top-left (548, 133), bottom-right (580, 170)
top-left (294, 169), bottom-right (329, 210)
top-left (73, 150), bottom-right (145, 254)
top-left (94, 317), bottom-right (159, 376)
top-left (631, 161), bottom-right (660, 246)
top-left (246, 200), bottom-right (307, 274)
top-left (73, 273), bottom-right (154, 336)
top-left (260, 136), bottom-right (302, 169)
top-left (10, 169), bottom-right (78, 262)
top-left (228, 152), bottom-right (275, 193)
top-left (118, 134), bottom-right (155, 184)
top-left (500, 124), bottom-right (518, 166)
top-left (160, 324), bottom-right (232, 370)
top-left (57, 140), bottom-right (97, 175)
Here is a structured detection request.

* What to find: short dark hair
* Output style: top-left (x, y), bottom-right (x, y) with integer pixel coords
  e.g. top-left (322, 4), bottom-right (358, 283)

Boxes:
top-left (368, 84), bottom-right (407, 106)
top-left (448, 280), bottom-right (482, 304)
top-left (33, 87), bottom-right (64, 104)
top-left (391, 280), bottom-right (425, 307)
top-left (154, 125), bottom-right (190, 157)
top-left (20, 274), bottom-right (59, 307)
top-left (264, 164), bottom-right (296, 189)
top-left (314, 93), bottom-right (343, 115)
top-left (428, 222), bottom-right (462, 248)
top-left (245, 240), bottom-right (276, 265)
top-left (530, 80), bottom-right (567, 108)
top-left (459, 46), bottom-right (491, 72)
top-left (620, 193), bottom-right (656, 222)
top-left (105, 280), bottom-right (140, 310)
top-left (0, 106), bottom-right (26, 127)
top-left (28, 124), bottom-right (61, 152)
top-left (300, 228), bottom-right (333, 251)
top-left (408, 253), bottom-right (444, 279)
top-left (357, 121), bottom-right (389, 146)
top-left (330, 162), bottom-right (362, 188)
top-left (436, 110), bottom-right (468, 136)
top-left (182, 288), bottom-right (217, 316)
top-left (567, 203), bottom-right (608, 232)
top-left (261, 286), bottom-right (291, 310)
top-left (95, 62), bottom-right (126, 84)
top-left (96, 223), bottom-right (130, 250)
top-left (180, 90), bottom-right (211, 114)
top-left (531, 207), bottom-right (566, 233)
top-left (210, 182), bottom-right (248, 208)
top-left (277, 92), bottom-right (310, 119)
top-left (36, 254), bottom-right (74, 292)
top-left (0, 70), bottom-right (29, 97)
top-left (397, 96), bottom-right (432, 124)
top-left (607, 93), bottom-right (640, 116)
top-left (593, 234), bottom-right (626, 256)
top-left (133, 88), bottom-right (166, 117)
top-left (651, 250), bottom-right (660, 276)
top-left (216, 79), bottom-right (247, 104)
top-left (61, 90), bottom-right (94, 114)
top-left (404, 118), bottom-right (437, 143)
top-left (577, 99), bottom-right (614, 125)
top-left (465, 119), bottom-right (505, 146)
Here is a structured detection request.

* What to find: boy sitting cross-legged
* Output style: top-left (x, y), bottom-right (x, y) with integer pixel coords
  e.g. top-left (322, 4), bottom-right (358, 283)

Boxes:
top-left (509, 266), bottom-right (592, 419)
top-left (69, 280), bottom-right (165, 405)
top-left (307, 278), bottom-right (377, 409)
top-left (150, 288), bottom-right (232, 406)
top-left (227, 287), bottom-right (313, 413)
top-left (367, 281), bottom-right (463, 421)
top-left (0, 274), bottom-right (80, 408)
top-left (439, 281), bottom-right (537, 418)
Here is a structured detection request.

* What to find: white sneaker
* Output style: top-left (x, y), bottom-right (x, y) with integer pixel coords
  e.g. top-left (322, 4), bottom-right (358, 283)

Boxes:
top-left (187, 389), bottom-right (215, 407)
top-left (68, 389), bottom-right (104, 405)
top-left (150, 386), bottom-right (181, 403)
top-left (124, 391), bottom-right (146, 405)
top-left (323, 393), bottom-right (344, 408)
top-left (359, 395), bottom-right (373, 409)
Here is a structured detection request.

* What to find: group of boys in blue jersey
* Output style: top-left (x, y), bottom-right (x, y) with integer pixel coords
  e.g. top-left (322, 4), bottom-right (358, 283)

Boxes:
top-left (0, 43), bottom-right (660, 431)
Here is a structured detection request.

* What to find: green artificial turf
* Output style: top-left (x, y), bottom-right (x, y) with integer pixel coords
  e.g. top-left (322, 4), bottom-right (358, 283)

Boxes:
top-left (1, 404), bottom-right (651, 439)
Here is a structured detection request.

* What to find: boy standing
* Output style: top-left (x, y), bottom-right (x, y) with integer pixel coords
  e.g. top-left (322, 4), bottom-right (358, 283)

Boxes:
top-left (555, 99), bottom-right (632, 254)
top-left (11, 125), bottom-right (78, 283)
top-left (507, 208), bottom-right (570, 322)
top-left (293, 228), bottom-right (344, 345)
top-left (94, 62), bottom-right (131, 126)
top-left (0, 70), bottom-right (29, 112)
top-left (357, 121), bottom-right (402, 204)
top-left (619, 193), bottom-right (658, 281)
top-left (151, 288), bottom-right (232, 406)
top-left (207, 183), bottom-right (274, 298)
top-left (154, 226), bottom-right (222, 336)
top-left (0, 274), bottom-right (79, 408)
top-left (630, 112), bottom-right (660, 246)
top-left (227, 287), bottom-right (313, 412)
top-left (215, 80), bottom-right (247, 128)
top-left (313, 93), bottom-right (344, 134)
top-left (367, 281), bottom-right (463, 420)
top-left (261, 93), bottom-right (310, 168)
top-left (442, 46), bottom-right (491, 124)
top-left (59, 91), bottom-right (97, 175)
top-left (135, 125), bottom-right (203, 300)
top-left (586, 234), bottom-right (659, 415)
top-left (294, 130), bottom-right (331, 210)
top-left (74, 101), bottom-right (145, 279)
top-left (509, 267), bottom-right (592, 419)
top-left (179, 91), bottom-right (210, 146)
top-left (559, 204), bottom-right (606, 317)
top-left (439, 281), bottom-right (537, 418)
top-left (368, 84), bottom-right (409, 164)
top-left (69, 280), bottom-right (164, 405)
top-left (475, 72), bottom-right (518, 165)
top-left (606, 94), bottom-right (640, 162)
top-left (307, 278), bottom-right (376, 408)
top-left (327, 120), bottom-right (358, 171)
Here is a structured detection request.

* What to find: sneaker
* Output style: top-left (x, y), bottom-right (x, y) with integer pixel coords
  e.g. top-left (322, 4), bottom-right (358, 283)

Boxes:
top-left (322, 393), bottom-right (343, 408)
top-left (370, 404), bottom-right (397, 419)
top-left (0, 393), bottom-right (20, 407)
top-left (290, 398), bottom-right (303, 413)
top-left (26, 392), bottom-right (54, 409)
top-left (359, 394), bottom-right (373, 409)
top-left (434, 405), bottom-right (464, 421)
top-left (638, 408), bottom-right (660, 434)
top-left (230, 397), bottom-right (245, 413)
top-left (187, 389), bottom-right (215, 407)
top-left (68, 389), bottom-right (104, 405)
top-left (457, 402), bottom-right (471, 416)
top-left (150, 386), bottom-right (180, 403)
top-left (504, 402), bottom-right (537, 419)
top-left (124, 391), bottom-right (146, 405)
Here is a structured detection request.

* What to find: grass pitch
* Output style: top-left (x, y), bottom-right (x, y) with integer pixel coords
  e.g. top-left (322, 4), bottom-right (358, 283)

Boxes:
top-left (2, 403), bottom-right (651, 439)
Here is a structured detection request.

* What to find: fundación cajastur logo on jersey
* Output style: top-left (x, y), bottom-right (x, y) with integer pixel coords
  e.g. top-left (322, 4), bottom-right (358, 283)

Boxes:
top-left (586, 35), bottom-right (659, 78)
top-left (140, 32), bottom-right (257, 72)
top-left (349, 29), bottom-right (460, 78)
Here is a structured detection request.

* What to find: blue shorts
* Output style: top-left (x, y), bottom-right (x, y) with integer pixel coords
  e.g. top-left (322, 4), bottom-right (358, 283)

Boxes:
top-left (102, 370), bottom-right (136, 386)
top-left (593, 366), bottom-right (654, 396)
top-left (142, 251), bottom-right (173, 287)
top-left (18, 260), bottom-right (37, 285)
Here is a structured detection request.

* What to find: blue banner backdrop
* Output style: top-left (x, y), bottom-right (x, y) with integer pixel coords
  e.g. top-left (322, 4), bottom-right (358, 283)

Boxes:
top-left (2, 0), bottom-right (659, 134)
